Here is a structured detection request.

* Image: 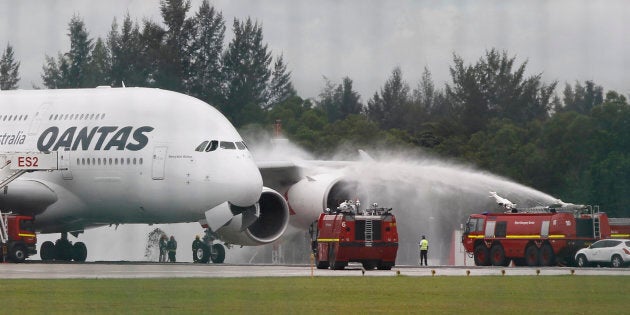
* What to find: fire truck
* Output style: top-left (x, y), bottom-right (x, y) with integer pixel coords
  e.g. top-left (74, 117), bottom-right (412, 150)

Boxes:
top-left (309, 201), bottom-right (398, 270)
top-left (462, 194), bottom-right (630, 267)
top-left (0, 213), bottom-right (37, 263)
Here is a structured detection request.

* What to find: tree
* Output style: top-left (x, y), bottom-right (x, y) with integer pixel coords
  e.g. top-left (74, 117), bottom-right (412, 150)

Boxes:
top-left (221, 17), bottom-right (272, 126)
top-left (366, 67), bottom-right (411, 130)
top-left (0, 43), bottom-right (20, 90)
top-left (317, 76), bottom-right (362, 123)
top-left (557, 80), bottom-right (604, 114)
top-left (446, 49), bottom-right (557, 134)
top-left (86, 38), bottom-right (112, 87)
top-left (156, 0), bottom-right (194, 91)
top-left (108, 15), bottom-right (146, 87)
top-left (41, 15), bottom-right (94, 88)
top-left (186, 0), bottom-right (225, 105)
top-left (266, 54), bottom-right (296, 110)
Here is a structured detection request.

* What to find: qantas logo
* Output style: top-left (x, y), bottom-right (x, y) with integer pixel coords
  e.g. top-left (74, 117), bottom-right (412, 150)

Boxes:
top-left (37, 126), bottom-right (154, 151)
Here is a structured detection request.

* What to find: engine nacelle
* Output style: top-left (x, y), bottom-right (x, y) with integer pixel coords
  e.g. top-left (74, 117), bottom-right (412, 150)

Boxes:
top-left (205, 187), bottom-right (289, 246)
top-left (286, 173), bottom-right (362, 229)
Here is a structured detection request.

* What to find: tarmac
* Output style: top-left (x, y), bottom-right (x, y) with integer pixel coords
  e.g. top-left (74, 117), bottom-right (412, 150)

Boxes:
top-left (1, 262), bottom-right (630, 279)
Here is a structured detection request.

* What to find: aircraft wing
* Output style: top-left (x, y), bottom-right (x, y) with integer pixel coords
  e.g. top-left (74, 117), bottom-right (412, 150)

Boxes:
top-left (256, 160), bottom-right (302, 191)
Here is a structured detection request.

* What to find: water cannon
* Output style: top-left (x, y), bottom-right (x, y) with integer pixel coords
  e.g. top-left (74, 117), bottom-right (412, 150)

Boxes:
top-left (489, 191), bottom-right (516, 210)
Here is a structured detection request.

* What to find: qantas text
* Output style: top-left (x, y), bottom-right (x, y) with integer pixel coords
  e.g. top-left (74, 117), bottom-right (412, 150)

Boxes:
top-left (37, 126), bottom-right (154, 151)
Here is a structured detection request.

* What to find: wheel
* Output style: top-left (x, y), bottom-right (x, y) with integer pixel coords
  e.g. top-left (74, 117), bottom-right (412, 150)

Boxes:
top-left (576, 254), bottom-right (589, 268)
top-left (10, 245), bottom-right (27, 263)
top-left (40, 241), bottom-right (56, 261)
top-left (328, 244), bottom-right (345, 270)
top-left (210, 244), bottom-right (225, 263)
top-left (377, 262), bottom-right (394, 270)
top-left (315, 254), bottom-right (329, 269)
top-left (611, 255), bottom-right (624, 268)
top-left (55, 239), bottom-right (73, 261)
top-left (474, 244), bottom-right (490, 266)
top-left (194, 244), bottom-right (210, 263)
top-left (539, 243), bottom-right (555, 266)
top-left (525, 245), bottom-right (539, 267)
top-left (72, 242), bottom-right (87, 262)
top-left (362, 261), bottom-right (377, 270)
top-left (490, 244), bottom-right (507, 266)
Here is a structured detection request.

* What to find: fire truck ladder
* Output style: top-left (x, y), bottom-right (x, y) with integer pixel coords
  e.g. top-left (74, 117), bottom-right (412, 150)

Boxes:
top-left (0, 212), bottom-right (11, 244)
top-left (592, 205), bottom-right (601, 239)
top-left (364, 219), bottom-right (373, 245)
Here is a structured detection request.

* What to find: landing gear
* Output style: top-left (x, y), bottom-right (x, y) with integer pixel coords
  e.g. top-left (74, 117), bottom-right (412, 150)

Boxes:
top-left (192, 228), bottom-right (226, 264)
top-left (40, 232), bottom-right (87, 262)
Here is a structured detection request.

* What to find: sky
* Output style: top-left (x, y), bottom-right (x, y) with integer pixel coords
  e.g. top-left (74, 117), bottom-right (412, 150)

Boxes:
top-left (2, 0), bottom-right (630, 101)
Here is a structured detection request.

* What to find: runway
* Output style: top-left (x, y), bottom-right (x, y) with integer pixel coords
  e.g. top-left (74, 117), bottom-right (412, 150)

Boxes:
top-left (1, 262), bottom-right (630, 279)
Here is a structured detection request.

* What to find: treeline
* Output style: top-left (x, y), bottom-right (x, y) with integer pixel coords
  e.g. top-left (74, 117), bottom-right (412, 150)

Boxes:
top-left (1, 0), bottom-right (629, 215)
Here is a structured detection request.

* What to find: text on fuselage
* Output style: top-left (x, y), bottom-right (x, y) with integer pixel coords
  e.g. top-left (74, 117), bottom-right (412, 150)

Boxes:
top-left (37, 126), bottom-right (154, 151)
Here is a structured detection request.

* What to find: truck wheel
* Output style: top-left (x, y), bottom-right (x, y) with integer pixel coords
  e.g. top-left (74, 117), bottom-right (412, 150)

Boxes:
top-left (210, 244), bottom-right (225, 263)
top-left (576, 254), bottom-right (589, 267)
top-left (490, 245), bottom-right (507, 266)
top-left (315, 253), bottom-right (329, 269)
top-left (10, 245), bottom-right (27, 263)
top-left (40, 241), bottom-right (56, 261)
top-left (72, 242), bottom-right (87, 262)
top-left (195, 244), bottom-right (210, 263)
top-left (362, 261), bottom-right (377, 270)
top-left (539, 244), bottom-right (555, 266)
top-left (525, 245), bottom-right (539, 266)
top-left (474, 245), bottom-right (490, 266)
top-left (611, 255), bottom-right (624, 268)
top-left (377, 262), bottom-right (393, 270)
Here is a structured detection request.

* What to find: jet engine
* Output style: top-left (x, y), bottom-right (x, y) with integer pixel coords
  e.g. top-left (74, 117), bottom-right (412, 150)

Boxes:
top-left (204, 187), bottom-right (289, 246)
top-left (285, 173), bottom-right (363, 229)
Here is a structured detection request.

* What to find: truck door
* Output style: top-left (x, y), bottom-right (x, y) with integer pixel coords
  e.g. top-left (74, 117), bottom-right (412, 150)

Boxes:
top-left (485, 221), bottom-right (496, 238)
top-left (541, 221), bottom-right (550, 238)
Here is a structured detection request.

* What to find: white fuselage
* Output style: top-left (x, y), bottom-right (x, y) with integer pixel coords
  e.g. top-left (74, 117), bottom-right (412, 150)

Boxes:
top-left (0, 87), bottom-right (262, 233)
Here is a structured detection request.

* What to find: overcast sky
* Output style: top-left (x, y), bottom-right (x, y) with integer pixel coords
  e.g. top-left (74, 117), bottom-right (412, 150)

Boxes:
top-left (2, 0), bottom-right (630, 100)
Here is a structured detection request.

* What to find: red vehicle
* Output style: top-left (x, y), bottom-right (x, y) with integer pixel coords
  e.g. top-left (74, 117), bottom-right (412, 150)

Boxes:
top-left (462, 205), bottom-right (630, 267)
top-left (0, 214), bottom-right (37, 263)
top-left (310, 201), bottom-right (398, 270)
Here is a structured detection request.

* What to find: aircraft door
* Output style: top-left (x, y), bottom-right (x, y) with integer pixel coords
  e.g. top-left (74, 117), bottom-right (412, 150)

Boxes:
top-left (152, 146), bottom-right (167, 180)
top-left (59, 150), bottom-right (73, 180)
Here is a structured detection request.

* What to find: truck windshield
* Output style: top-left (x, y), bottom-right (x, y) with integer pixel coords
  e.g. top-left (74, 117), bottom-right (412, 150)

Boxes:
top-left (20, 219), bottom-right (35, 232)
top-left (465, 217), bottom-right (484, 233)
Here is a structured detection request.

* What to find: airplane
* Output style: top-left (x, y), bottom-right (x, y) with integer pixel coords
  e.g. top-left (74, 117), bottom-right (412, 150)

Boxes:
top-left (0, 87), bottom-right (359, 262)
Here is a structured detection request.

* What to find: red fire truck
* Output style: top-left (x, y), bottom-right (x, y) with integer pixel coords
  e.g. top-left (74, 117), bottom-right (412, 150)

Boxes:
top-left (0, 213), bottom-right (37, 263)
top-left (462, 204), bottom-right (630, 267)
top-left (309, 201), bottom-right (398, 270)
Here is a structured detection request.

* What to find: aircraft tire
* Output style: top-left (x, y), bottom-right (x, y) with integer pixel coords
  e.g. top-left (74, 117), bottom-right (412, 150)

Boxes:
top-left (40, 241), bottom-right (56, 261)
top-left (72, 242), bottom-right (87, 262)
top-left (210, 244), bottom-right (225, 263)
top-left (195, 244), bottom-right (210, 263)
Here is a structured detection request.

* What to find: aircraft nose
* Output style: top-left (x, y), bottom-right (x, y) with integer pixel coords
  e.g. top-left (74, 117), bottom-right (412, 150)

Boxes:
top-left (228, 156), bottom-right (263, 207)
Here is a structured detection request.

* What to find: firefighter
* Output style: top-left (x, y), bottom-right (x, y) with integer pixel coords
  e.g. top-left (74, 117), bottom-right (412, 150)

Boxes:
top-left (192, 235), bottom-right (203, 262)
top-left (159, 234), bottom-right (168, 262)
top-left (167, 235), bottom-right (177, 262)
top-left (419, 235), bottom-right (429, 266)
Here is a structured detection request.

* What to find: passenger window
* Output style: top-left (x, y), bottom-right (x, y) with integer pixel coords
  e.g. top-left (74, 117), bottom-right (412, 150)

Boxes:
top-left (196, 141), bottom-right (209, 152)
top-left (220, 141), bottom-right (236, 150)
top-left (206, 140), bottom-right (218, 152)
top-left (236, 142), bottom-right (246, 150)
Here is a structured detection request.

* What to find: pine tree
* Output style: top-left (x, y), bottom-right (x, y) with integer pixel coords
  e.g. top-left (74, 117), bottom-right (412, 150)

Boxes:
top-left (221, 17), bottom-right (272, 126)
top-left (266, 54), bottom-right (296, 109)
top-left (0, 44), bottom-right (20, 90)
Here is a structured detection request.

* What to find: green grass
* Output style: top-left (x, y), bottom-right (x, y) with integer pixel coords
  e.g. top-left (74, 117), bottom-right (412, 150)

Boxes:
top-left (0, 276), bottom-right (627, 314)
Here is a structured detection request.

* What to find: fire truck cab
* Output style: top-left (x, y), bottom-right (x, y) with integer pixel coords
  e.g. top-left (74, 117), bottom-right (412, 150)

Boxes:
top-left (0, 213), bottom-right (37, 263)
top-left (310, 201), bottom-right (398, 270)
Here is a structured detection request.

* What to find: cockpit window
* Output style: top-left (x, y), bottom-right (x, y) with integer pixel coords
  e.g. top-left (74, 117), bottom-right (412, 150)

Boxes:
top-left (220, 141), bottom-right (236, 150)
top-left (195, 141), bottom-right (209, 152)
top-left (206, 140), bottom-right (218, 152)
top-left (235, 142), bottom-right (246, 150)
